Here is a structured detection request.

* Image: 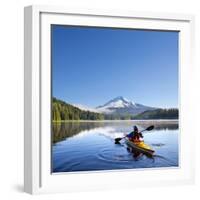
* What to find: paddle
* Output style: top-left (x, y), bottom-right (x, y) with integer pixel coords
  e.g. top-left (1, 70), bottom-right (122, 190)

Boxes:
top-left (114, 125), bottom-right (154, 144)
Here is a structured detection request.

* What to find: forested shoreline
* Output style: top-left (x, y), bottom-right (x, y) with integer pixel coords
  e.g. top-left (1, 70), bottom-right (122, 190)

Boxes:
top-left (134, 108), bottom-right (178, 120)
top-left (52, 97), bottom-right (178, 121)
top-left (52, 97), bottom-right (104, 121)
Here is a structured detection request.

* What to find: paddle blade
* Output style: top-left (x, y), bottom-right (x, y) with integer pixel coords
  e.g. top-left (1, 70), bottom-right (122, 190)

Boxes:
top-left (146, 125), bottom-right (154, 131)
top-left (115, 137), bottom-right (123, 144)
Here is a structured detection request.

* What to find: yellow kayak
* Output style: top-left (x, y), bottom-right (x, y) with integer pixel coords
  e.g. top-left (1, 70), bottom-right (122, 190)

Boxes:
top-left (125, 138), bottom-right (155, 155)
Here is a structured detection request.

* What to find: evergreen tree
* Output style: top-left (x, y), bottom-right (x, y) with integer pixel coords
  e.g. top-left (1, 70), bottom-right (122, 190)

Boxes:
top-left (52, 97), bottom-right (104, 121)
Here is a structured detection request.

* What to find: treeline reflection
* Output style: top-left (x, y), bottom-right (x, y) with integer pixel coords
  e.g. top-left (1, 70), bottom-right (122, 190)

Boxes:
top-left (52, 122), bottom-right (103, 143)
top-left (52, 122), bottom-right (179, 144)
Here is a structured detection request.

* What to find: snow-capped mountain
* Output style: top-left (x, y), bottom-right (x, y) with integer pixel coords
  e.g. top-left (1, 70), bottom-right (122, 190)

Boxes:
top-left (97, 96), bottom-right (135, 111)
top-left (96, 96), bottom-right (157, 115)
top-left (73, 96), bottom-right (157, 116)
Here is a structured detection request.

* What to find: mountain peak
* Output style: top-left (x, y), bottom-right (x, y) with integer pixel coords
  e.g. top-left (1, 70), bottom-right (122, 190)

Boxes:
top-left (109, 96), bottom-right (135, 105)
top-left (74, 96), bottom-right (157, 116)
top-left (96, 96), bottom-right (136, 111)
top-left (114, 96), bottom-right (124, 99)
top-left (113, 96), bottom-right (127, 101)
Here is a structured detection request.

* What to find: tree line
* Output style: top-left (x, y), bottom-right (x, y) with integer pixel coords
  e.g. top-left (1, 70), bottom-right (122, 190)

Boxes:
top-left (52, 97), bottom-right (104, 121)
top-left (134, 108), bottom-right (179, 119)
top-left (52, 97), bottom-right (179, 121)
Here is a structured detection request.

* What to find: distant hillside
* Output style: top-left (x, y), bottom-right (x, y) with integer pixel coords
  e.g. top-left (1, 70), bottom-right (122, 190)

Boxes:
top-left (134, 108), bottom-right (178, 120)
top-left (52, 97), bottom-right (178, 121)
top-left (52, 97), bottom-right (104, 121)
top-left (96, 96), bottom-right (157, 115)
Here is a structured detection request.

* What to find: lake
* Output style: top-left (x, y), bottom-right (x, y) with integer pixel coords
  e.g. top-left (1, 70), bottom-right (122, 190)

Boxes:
top-left (52, 121), bottom-right (179, 173)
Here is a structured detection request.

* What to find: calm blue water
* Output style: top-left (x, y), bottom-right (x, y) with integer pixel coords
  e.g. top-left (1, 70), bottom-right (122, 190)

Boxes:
top-left (52, 121), bottom-right (179, 173)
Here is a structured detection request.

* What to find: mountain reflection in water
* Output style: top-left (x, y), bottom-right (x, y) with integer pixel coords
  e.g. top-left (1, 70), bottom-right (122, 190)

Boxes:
top-left (52, 121), bottom-right (178, 143)
top-left (52, 121), bottom-right (179, 172)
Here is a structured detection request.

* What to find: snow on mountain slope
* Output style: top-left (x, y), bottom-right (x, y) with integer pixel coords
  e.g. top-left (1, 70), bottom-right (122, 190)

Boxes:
top-left (96, 96), bottom-right (156, 115)
top-left (97, 96), bottom-right (136, 109)
top-left (73, 96), bottom-right (157, 116)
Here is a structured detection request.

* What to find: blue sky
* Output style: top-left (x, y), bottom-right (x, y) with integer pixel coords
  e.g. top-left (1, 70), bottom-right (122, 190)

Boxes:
top-left (52, 25), bottom-right (178, 108)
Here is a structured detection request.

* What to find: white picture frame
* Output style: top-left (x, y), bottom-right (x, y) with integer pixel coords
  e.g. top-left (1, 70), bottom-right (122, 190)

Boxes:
top-left (24, 5), bottom-right (195, 194)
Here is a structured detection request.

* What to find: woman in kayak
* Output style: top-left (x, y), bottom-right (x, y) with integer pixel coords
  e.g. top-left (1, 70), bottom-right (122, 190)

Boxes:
top-left (127, 126), bottom-right (144, 143)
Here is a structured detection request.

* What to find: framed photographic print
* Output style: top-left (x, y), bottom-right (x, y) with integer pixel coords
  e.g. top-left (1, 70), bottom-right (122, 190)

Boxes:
top-left (24, 5), bottom-right (195, 194)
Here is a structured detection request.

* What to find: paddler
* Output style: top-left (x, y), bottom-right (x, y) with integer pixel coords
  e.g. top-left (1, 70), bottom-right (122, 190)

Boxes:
top-left (127, 126), bottom-right (144, 143)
